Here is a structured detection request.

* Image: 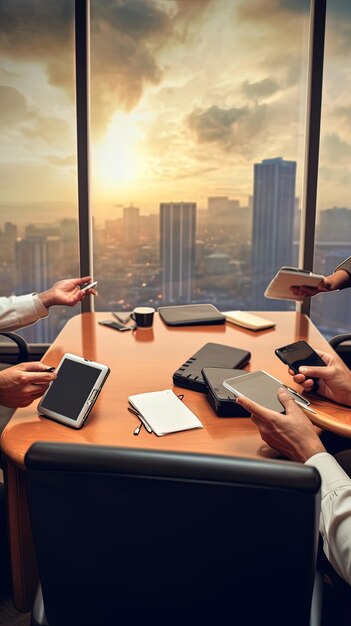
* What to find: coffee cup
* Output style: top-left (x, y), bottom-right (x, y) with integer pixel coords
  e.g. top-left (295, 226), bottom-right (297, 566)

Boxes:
top-left (131, 307), bottom-right (155, 329)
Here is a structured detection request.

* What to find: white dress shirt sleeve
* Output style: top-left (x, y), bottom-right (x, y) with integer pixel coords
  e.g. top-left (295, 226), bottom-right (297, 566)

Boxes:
top-left (306, 452), bottom-right (351, 585)
top-left (0, 294), bottom-right (48, 332)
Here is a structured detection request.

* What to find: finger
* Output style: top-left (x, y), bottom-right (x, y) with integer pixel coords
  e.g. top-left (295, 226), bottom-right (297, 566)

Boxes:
top-left (81, 288), bottom-right (97, 296)
top-left (288, 367), bottom-right (296, 376)
top-left (235, 394), bottom-right (280, 422)
top-left (299, 378), bottom-right (315, 390)
top-left (298, 286), bottom-right (319, 297)
top-left (276, 388), bottom-right (301, 412)
top-left (23, 372), bottom-right (56, 384)
top-left (75, 276), bottom-right (92, 287)
top-left (20, 362), bottom-right (56, 373)
top-left (32, 383), bottom-right (50, 392)
top-left (299, 364), bottom-right (331, 379)
top-left (291, 371), bottom-right (306, 383)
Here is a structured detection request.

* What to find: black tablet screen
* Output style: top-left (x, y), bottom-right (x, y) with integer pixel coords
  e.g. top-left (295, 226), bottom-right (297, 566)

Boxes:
top-left (40, 359), bottom-right (101, 420)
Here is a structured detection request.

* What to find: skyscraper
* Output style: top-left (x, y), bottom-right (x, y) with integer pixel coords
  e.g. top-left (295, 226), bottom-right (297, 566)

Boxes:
top-left (123, 205), bottom-right (140, 248)
top-left (251, 157), bottom-right (296, 309)
top-left (160, 202), bottom-right (196, 304)
top-left (15, 236), bottom-right (61, 342)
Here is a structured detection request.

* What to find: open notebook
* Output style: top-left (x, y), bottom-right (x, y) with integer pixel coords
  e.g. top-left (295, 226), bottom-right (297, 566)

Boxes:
top-left (128, 389), bottom-right (203, 436)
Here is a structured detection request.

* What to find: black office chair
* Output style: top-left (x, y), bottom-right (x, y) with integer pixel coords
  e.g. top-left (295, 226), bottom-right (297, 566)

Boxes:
top-left (0, 331), bottom-right (30, 365)
top-left (25, 442), bottom-right (322, 626)
top-left (329, 334), bottom-right (351, 370)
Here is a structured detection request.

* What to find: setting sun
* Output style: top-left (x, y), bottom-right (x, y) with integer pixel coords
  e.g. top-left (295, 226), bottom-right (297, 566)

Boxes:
top-left (92, 112), bottom-right (145, 191)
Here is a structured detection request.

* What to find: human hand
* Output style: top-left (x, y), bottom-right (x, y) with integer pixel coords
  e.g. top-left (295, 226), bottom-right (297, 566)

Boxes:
top-left (289, 269), bottom-right (350, 298)
top-left (38, 276), bottom-right (97, 309)
top-left (0, 362), bottom-right (57, 408)
top-left (236, 389), bottom-right (326, 462)
top-left (288, 349), bottom-right (351, 407)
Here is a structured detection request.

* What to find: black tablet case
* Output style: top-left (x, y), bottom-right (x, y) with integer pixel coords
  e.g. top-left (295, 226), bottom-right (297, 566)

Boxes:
top-left (158, 304), bottom-right (225, 326)
top-left (201, 367), bottom-right (251, 417)
top-left (172, 342), bottom-right (251, 393)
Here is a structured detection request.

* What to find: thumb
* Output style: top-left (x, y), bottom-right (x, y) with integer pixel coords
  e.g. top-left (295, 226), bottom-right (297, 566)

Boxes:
top-left (298, 364), bottom-right (329, 379)
top-left (276, 388), bottom-right (300, 413)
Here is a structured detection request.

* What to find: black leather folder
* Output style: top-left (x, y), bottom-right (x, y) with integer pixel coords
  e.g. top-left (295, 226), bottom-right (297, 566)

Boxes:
top-left (172, 342), bottom-right (251, 393)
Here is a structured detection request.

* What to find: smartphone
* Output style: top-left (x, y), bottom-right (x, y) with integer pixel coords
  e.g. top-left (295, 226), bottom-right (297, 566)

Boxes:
top-left (80, 280), bottom-right (98, 292)
top-left (275, 340), bottom-right (326, 391)
top-left (98, 319), bottom-right (132, 332)
top-left (113, 312), bottom-right (132, 324)
top-left (223, 370), bottom-right (287, 413)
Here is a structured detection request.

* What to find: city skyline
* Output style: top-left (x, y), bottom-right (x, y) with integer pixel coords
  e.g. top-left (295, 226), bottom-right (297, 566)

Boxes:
top-left (1, 1), bottom-right (351, 213)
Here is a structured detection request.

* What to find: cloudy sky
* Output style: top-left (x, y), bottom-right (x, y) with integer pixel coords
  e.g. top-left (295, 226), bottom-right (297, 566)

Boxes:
top-left (0, 0), bottom-right (351, 221)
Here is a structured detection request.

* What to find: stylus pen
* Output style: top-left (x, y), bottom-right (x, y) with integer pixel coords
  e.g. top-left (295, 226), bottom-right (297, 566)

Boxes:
top-left (45, 367), bottom-right (55, 372)
top-left (128, 407), bottom-right (153, 434)
top-left (133, 422), bottom-right (143, 436)
top-left (294, 401), bottom-right (317, 414)
top-left (285, 386), bottom-right (309, 405)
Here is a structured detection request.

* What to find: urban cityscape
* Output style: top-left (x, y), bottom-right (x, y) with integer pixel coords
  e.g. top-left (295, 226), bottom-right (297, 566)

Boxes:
top-left (1, 156), bottom-right (351, 343)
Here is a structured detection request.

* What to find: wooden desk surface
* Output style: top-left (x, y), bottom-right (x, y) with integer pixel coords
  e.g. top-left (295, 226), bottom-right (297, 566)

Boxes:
top-left (3, 310), bottom-right (350, 467)
top-left (3, 310), bottom-right (351, 612)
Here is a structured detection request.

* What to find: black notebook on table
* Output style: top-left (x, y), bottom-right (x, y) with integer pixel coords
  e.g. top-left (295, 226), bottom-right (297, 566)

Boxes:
top-left (172, 342), bottom-right (251, 393)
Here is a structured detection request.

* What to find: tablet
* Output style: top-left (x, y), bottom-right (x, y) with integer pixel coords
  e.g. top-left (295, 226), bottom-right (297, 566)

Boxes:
top-left (264, 266), bottom-right (324, 301)
top-left (37, 353), bottom-right (110, 429)
top-left (222, 370), bottom-right (309, 414)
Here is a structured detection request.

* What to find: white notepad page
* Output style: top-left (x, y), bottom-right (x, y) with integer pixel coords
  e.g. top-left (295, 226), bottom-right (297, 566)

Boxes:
top-left (128, 389), bottom-right (203, 436)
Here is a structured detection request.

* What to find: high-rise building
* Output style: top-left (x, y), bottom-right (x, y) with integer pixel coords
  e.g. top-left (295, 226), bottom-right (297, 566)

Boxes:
top-left (15, 236), bottom-right (61, 342)
top-left (251, 157), bottom-right (296, 309)
top-left (160, 202), bottom-right (196, 303)
top-left (123, 205), bottom-right (140, 248)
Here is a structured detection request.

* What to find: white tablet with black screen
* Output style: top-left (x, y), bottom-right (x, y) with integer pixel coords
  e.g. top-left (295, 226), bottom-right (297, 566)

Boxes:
top-left (37, 353), bottom-right (110, 429)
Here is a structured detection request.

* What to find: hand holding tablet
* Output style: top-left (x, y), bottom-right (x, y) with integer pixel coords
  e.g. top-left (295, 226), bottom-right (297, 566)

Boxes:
top-left (37, 353), bottom-right (110, 429)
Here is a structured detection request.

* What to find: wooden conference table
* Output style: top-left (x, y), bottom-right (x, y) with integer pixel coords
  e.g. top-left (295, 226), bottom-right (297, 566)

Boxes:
top-left (2, 310), bottom-right (351, 611)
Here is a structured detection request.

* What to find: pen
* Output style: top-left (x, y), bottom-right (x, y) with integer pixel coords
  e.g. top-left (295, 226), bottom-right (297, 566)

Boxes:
top-left (286, 386), bottom-right (310, 405)
top-left (127, 406), bottom-right (153, 433)
top-left (133, 422), bottom-right (143, 436)
top-left (294, 401), bottom-right (317, 414)
top-left (45, 367), bottom-right (55, 372)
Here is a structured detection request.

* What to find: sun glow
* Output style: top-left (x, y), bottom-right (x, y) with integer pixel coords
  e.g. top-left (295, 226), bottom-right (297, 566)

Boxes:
top-left (93, 112), bottom-right (145, 191)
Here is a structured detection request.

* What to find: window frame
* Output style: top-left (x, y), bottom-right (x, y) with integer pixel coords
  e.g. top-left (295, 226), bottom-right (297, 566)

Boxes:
top-left (74, 0), bottom-right (326, 317)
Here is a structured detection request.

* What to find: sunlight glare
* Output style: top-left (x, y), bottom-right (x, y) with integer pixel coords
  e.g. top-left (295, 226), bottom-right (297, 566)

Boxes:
top-left (93, 113), bottom-right (144, 190)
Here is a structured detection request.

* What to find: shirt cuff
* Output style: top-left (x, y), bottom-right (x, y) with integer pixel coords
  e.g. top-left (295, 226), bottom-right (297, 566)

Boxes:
top-left (32, 293), bottom-right (49, 319)
top-left (306, 452), bottom-right (351, 498)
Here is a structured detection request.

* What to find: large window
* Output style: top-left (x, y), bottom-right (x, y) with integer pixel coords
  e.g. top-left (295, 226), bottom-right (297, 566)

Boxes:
top-left (3, 2), bottom-right (343, 343)
top-left (0, 1), bottom-right (79, 343)
top-left (90, 0), bottom-right (310, 314)
top-left (311, 0), bottom-right (351, 338)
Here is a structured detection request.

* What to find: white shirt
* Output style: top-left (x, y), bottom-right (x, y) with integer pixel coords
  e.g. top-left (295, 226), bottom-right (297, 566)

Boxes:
top-left (0, 294), bottom-right (48, 332)
top-left (306, 452), bottom-right (351, 584)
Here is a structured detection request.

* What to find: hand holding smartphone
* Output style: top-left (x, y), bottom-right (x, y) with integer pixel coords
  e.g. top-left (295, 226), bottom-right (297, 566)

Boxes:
top-left (275, 340), bottom-right (326, 392)
top-left (80, 280), bottom-right (98, 292)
